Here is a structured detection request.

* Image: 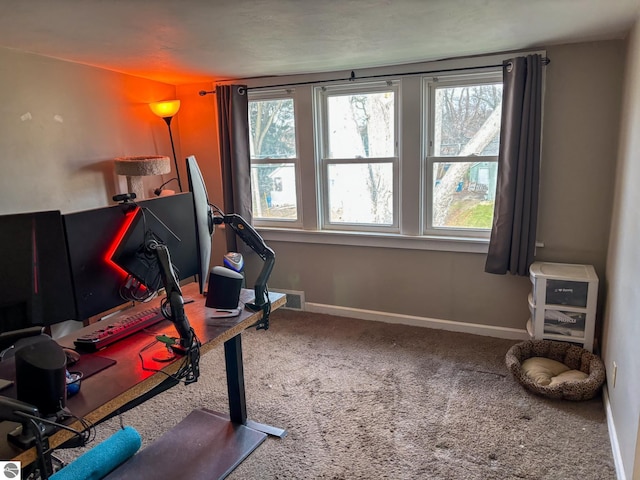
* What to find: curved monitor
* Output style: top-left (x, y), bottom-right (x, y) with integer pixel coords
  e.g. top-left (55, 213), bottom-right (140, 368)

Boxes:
top-left (186, 155), bottom-right (213, 295)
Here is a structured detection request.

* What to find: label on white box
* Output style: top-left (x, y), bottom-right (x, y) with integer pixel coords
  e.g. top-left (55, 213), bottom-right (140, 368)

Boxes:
top-left (543, 310), bottom-right (586, 337)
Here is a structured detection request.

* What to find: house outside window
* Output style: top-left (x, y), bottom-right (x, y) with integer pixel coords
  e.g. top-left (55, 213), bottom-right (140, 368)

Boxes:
top-left (248, 91), bottom-right (301, 226)
top-left (425, 74), bottom-right (503, 237)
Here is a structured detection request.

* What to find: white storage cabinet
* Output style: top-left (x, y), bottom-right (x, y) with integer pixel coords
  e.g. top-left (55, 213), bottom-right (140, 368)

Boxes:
top-left (527, 262), bottom-right (598, 352)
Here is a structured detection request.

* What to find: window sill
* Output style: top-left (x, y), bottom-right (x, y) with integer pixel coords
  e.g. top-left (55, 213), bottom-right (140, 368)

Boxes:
top-left (257, 228), bottom-right (489, 253)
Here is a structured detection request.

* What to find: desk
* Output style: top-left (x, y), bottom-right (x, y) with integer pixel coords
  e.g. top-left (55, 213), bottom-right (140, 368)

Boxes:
top-left (0, 283), bottom-right (286, 476)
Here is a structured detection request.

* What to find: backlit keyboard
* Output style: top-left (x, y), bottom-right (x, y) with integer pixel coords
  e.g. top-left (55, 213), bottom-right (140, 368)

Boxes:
top-left (74, 308), bottom-right (165, 352)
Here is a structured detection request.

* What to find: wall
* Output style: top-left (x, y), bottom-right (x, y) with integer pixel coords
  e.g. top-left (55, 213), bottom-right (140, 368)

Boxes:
top-left (233, 41), bottom-right (625, 335)
top-left (537, 42), bottom-right (623, 276)
top-left (0, 48), bottom-right (180, 214)
top-left (0, 47), bottom-right (227, 283)
top-left (602, 18), bottom-right (640, 480)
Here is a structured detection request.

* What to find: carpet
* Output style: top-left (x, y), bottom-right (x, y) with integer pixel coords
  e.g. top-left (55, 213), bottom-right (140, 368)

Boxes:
top-left (54, 309), bottom-right (615, 479)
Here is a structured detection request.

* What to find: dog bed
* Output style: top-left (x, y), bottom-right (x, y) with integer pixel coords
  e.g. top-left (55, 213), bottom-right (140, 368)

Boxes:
top-left (505, 339), bottom-right (605, 401)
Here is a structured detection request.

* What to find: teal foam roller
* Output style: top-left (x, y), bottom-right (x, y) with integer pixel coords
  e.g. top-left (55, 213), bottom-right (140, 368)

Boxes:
top-left (50, 426), bottom-right (142, 480)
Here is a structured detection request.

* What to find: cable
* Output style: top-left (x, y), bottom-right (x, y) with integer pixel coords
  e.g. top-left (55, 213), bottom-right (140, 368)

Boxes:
top-left (29, 418), bottom-right (50, 480)
top-left (119, 275), bottom-right (157, 303)
top-left (15, 411), bottom-right (92, 447)
top-left (60, 409), bottom-right (97, 446)
top-left (137, 333), bottom-right (201, 385)
top-left (153, 177), bottom-right (180, 196)
top-left (14, 411), bottom-right (95, 479)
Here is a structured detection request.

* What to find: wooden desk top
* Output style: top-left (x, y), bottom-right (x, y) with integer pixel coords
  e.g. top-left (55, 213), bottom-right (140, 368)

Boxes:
top-left (1, 283), bottom-right (285, 465)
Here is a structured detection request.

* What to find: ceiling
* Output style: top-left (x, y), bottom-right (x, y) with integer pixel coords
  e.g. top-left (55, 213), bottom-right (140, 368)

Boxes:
top-left (0, 0), bottom-right (638, 85)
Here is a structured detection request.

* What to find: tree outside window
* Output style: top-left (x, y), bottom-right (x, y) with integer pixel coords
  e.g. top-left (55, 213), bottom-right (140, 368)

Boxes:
top-left (321, 87), bottom-right (397, 228)
top-left (248, 97), bottom-right (298, 221)
top-left (429, 80), bottom-right (502, 232)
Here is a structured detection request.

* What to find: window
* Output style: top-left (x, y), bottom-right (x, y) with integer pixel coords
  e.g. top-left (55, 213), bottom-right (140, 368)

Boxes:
top-left (425, 75), bottom-right (503, 237)
top-left (246, 56), bottom-right (523, 251)
top-left (316, 82), bottom-right (399, 231)
top-left (248, 91), bottom-right (300, 226)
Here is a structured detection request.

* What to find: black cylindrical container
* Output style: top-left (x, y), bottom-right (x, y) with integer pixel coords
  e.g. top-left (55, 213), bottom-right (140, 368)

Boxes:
top-left (15, 338), bottom-right (67, 417)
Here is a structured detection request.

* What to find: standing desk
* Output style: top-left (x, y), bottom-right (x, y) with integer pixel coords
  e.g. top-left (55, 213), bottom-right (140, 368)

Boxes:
top-left (1, 282), bottom-right (286, 478)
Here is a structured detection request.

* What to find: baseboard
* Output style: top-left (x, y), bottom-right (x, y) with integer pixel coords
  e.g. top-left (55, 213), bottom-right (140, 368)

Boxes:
top-left (603, 385), bottom-right (626, 480)
top-left (304, 302), bottom-right (530, 341)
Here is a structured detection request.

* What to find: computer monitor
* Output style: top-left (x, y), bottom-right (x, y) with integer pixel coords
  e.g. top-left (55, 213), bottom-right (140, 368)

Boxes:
top-left (0, 211), bottom-right (76, 333)
top-left (186, 155), bottom-right (214, 295)
top-left (63, 193), bottom-right (199, 321)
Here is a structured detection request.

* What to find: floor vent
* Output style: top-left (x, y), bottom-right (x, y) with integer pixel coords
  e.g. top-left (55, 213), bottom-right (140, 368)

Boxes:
top-left (271, 289), bottom-right (305, 311)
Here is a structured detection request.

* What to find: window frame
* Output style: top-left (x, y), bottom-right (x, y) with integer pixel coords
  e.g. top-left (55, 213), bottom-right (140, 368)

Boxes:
top-left (423, 72), bottom-right (503, 238)
top-left (242, 50), bottom-right (546, 253)
top-left (248, 89), bottom-right (303, 228)
top-left (314, 81), bottom-right (400, 233)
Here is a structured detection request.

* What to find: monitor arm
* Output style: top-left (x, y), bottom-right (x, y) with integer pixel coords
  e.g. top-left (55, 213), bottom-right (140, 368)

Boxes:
top-left (146, 240), bottom-right (194, 351)
top-left (213, 214), bottom-right (275, 329)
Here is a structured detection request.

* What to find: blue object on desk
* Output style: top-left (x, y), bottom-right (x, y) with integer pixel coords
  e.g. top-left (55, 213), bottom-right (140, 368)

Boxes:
top-left (50, 426), bottom-right (142, 480)
top-left (66, 370), bottom-right (82, 397)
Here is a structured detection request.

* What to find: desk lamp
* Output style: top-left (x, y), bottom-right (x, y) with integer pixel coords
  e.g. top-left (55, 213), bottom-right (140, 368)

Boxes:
top-left (149, 100), bottom-right (183, 192)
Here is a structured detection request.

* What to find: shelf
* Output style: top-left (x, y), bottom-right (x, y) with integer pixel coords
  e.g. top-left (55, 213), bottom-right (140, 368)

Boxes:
top-left (527, 261), bottom-right (598, 352)
top-left (539, 332), bottom-right (586, 343)
top-left (542, 304), bottom-right (588, 313)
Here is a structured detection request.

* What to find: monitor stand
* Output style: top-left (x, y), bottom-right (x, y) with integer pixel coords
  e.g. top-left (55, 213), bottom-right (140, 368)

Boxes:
top-left (208, 308), bottom-right (241, 319)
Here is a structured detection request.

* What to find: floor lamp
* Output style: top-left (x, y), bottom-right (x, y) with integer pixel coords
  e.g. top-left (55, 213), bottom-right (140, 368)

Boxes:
top-left (149, 100), bottom-right (183, 192)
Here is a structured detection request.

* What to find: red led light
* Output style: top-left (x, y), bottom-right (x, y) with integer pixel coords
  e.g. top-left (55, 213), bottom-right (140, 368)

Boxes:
top-left (31, 218), bottom-right (39, 294)
top-left (105, 207), bottom-right (139, 278)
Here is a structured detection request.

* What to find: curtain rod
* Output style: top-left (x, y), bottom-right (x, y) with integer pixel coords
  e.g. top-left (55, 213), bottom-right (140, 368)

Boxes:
top-left (198, 56), bottom-right (550, 96)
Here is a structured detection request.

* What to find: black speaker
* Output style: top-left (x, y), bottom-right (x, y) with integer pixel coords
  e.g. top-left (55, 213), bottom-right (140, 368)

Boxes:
top-left (15, 337), bottom-right (67, 417)
top-left (205, 266), bottom-right (243, 309)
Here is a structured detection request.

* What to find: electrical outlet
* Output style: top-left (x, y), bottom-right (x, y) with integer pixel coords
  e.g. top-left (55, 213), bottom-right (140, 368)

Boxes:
top-left (612, 362), bottom-right (618, 388)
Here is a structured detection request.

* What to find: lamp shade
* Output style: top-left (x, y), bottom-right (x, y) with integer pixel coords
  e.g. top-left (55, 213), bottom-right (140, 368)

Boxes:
top-left (149, 100), bottom-right (180, 118)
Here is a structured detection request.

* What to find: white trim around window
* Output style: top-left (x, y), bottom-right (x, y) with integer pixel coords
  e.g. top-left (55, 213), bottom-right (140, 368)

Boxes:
top-left (248, 89), bottom-right (304, 229)
top-left (314, 81), bottom-right (400, 233)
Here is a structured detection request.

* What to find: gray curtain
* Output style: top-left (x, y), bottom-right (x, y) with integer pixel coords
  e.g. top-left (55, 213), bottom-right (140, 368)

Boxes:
top-left (216, 84), bottom-right (252, 252)
top-left (485, 54), bottom-right (543, 276)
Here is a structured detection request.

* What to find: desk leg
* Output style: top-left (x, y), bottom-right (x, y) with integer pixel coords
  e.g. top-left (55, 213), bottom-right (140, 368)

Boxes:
top-left (224, 334), bottom-right (247, 425)
top-left (223, 334), bottom-right (287, 438)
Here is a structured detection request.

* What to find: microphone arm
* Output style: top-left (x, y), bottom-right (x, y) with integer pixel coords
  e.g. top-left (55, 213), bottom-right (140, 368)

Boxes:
top-left (213, 213), bottom-right (275, 329)
top-left (147, 240), bottom-right (193, 350)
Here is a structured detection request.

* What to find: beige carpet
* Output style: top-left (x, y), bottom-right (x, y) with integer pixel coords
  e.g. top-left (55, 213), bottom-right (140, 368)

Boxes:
top-left (56, 309), bottom-right (616, 479)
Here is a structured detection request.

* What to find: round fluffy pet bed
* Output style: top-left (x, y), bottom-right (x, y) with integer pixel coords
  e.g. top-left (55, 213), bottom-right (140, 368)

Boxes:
top-left (505, 339), bottom-right (605, 401)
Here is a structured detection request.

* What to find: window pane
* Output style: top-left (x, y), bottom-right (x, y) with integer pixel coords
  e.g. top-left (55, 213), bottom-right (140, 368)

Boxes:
top-left (433, 83), bottom-right (502, 156)
top-left (251, 163), bottom-right (297, 220)
top-left (249, 98), bottom-right (296, 159)
top-left (326, 91), bottom-right (394, 159)
top-left (327, 163), bottom-right (393, 224)
top-left (432, 161), bottom-right (497, 229)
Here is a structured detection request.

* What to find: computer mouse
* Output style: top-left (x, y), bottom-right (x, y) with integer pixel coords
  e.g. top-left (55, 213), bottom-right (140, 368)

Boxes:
top-left (63, 348), bottom-right (81, 366)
